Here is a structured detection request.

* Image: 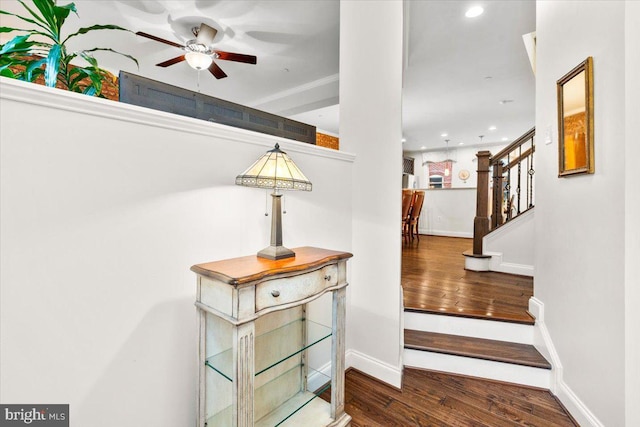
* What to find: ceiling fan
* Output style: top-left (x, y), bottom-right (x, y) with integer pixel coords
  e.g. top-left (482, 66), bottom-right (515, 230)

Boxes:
top-left (136, 23), bottom-right (257, 79)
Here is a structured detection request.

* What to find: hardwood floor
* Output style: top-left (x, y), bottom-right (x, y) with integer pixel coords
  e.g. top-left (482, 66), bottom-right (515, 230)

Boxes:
top-left (323, 368), bottom-right (578, 427)
top-left (402, 236), bottom-right (534, 324)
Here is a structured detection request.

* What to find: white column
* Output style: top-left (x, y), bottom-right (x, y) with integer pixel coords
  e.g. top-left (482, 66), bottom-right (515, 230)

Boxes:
top-left (331, 286), bottom-right (347, 419)
top-left (232, 322), bottom-right (255, 427)
top-left (340, 0), bottom-right (404, 387)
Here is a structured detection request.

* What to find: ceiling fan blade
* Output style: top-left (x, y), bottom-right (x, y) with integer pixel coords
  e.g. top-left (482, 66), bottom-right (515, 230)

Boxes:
top-left (214, 50), bottom-right (257, 64)
top-left (156, 55), bottom-right (186, 67)
top-left (136, 31), bottom-right (184, 49)
top-left (208, 61), bottom-right (227, 79)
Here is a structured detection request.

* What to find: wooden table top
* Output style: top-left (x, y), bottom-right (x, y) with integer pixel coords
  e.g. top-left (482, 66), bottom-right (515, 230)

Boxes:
top-left (191, 247), bottom-right (353, 286)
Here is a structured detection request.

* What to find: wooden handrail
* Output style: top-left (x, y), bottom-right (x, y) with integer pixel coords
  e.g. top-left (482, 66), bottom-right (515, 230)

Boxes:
top-left (472, 128), bottom-right (536, 256)
top-left (491, 127), bottom-right (535, 164)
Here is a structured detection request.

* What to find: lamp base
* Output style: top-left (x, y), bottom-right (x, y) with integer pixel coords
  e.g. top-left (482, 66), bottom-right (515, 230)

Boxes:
top-left (257, 245), bottom-right (295, 260)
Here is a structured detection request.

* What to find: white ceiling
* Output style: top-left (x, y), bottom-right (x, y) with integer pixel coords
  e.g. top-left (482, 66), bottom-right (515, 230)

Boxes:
top-left (0, 0), bottom-right (535, 152)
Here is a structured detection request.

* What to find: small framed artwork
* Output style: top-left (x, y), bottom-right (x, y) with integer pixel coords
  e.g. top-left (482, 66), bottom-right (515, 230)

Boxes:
top-left (557, 56), bottom-right (594, 177)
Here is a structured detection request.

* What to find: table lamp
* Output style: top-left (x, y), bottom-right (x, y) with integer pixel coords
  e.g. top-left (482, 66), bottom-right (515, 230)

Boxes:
top-left (235, 143), bottom-right (312, 259)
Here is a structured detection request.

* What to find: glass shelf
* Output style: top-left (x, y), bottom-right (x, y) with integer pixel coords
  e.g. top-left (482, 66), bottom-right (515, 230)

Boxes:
top-left (205, 319), bottom-right (331, 382)
top-left (206, 367), bottom-right (331, 427)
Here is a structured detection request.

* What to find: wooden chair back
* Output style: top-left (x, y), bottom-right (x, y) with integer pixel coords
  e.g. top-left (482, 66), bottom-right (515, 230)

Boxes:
top-left (402, 190), bottom-right (413, 220)
top-left (411, 191), bottom-right (425, 219)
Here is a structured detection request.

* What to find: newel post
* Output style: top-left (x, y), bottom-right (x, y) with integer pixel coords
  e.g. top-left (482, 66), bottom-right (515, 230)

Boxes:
top-left (473, 151), bottom-right (492, 255)
top-left (491, 162), bottom-right (504, 229)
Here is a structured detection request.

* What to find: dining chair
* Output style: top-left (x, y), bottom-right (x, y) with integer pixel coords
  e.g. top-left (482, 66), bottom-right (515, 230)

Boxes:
top-left (409, 190), bottom-right (425, 241)
top-left (402, 189), bottom-right (414, 242)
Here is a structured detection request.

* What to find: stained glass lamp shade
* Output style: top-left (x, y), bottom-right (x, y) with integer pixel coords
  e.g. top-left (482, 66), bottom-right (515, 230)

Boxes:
top-left (236, 143), bottom-right (312, 259)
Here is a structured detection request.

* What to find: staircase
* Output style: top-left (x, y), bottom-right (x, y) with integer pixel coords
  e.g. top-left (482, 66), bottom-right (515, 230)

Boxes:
top-left (403, 309), bottom-right (552, 389)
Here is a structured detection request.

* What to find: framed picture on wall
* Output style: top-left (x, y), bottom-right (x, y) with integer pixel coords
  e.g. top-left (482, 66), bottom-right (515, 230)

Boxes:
top-left (557, 56), bottom-right (594, 176)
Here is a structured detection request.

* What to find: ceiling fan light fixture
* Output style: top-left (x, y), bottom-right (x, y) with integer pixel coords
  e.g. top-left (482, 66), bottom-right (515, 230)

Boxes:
top-left (185, 52), bottom-right (213, 70)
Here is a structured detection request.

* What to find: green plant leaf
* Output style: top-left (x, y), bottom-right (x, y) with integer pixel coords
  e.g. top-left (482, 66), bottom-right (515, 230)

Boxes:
top-left (30, 0), bottom-right (57, 33)
top-left (0, 67), bottom-right (15, 78)
top-left (44, 42), bottom-right (60, 87)
top-left (25, 57), bottom-right (46, 80)
top-left (0, 8), bottom-right (54, 38)
top-left (52, 2), bottom-right (76, 36)
top-left (0, 25), bottom-right (52, 40)
top-left (83, 85), bottom-right (97, 96)
top-left (63, 24), bottom-right (131, 44)
top-left (10, 0), bottom-right (54, 38)
top-left (78, 51), bottom-right (98, 67)
top-left (82, 47), bottom-right (139, 68)
top-left (0, 34), bottom-right (33, 55)
top-left (67, 67), bottom-right (88, 90)
top-left (0, 26), bottom-right (29, 33)
top-left (14, 0), bottom-right (49, 27)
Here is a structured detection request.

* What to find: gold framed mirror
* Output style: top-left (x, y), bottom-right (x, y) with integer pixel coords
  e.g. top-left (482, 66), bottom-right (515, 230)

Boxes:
top-left (557, 56), bottom-right (594, 176)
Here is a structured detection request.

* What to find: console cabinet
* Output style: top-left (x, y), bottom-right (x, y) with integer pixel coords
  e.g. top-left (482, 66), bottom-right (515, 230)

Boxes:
top-left (191, 247), bottom-right (352, 426)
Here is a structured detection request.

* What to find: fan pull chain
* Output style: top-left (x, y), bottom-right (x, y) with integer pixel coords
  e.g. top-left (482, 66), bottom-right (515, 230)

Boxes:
top-left (283, 194), bottom-right (287, 214)
top-left (196, 70), bottom-right (201, 92)
top-left (264, 190), bottom-right (269, 216)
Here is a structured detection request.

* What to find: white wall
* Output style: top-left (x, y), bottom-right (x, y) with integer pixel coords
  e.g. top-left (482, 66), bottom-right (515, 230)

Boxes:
top-left (417, 189), bottom-right (475, 238)
top-left (340, 0), bottom-right (404, 387)
top-left (535, 2), bottom-right (627, 425)
top-left (406, 143), bottom-right (507, 189)
top-left (625, 2), bottom-right (640, 425)
top-left (484, 209), bottom-right (534, 276)
top-left (0, 79), bottom-right (354, 426)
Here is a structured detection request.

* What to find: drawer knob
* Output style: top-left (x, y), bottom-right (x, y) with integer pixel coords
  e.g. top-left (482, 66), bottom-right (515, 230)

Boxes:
top-left (271, 290), bottom-right (280, 298)
top-left (324, 275), bottom-right (331, 281)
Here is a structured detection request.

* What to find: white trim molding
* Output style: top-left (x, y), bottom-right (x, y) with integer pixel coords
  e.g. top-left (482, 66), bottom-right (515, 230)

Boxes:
top-left (0, 77), bottom-right (355, 163)
top-left (529, 297), bottom-right (604, 427)
top-left (485, 251), bottom-right (534, 277)
top-left (420, 229), bottom-right (473, 239)
top-left (345, 349), bottom-right (403, 389)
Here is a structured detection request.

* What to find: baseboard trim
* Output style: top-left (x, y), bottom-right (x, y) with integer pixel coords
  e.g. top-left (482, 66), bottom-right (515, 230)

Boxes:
top-left (345, 349), bottom-right (403, 389)
top-left (485, 251), bottom-right (534, 277)
top-left (419, 229), bottom-right (473, 238)
top-left (557, 381), bottom-right (605, 427)
top-left (529, 297), bottom-right (604, 427)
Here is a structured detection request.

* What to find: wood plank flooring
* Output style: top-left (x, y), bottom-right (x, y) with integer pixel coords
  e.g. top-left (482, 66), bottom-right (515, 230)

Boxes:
top-left (402, 236), bottom-right (534, 324)
top-left (404, 330), bottom-right (551, 369)
top-left (322, 368), bottom-right (578, 427)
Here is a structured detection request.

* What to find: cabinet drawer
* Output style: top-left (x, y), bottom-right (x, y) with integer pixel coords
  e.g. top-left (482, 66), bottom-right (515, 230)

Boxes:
top-left (256, 264), bottom-right (338, 311)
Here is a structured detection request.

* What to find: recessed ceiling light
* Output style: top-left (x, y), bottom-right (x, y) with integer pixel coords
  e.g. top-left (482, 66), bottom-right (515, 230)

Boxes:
top-left (489, 126), bottom-right (497, 131)
top-left (465, 6), bottom-right (484, 18)
top-left (401, 138), bottom-right (407, 143)
top-left (441, 133), bottom-right (448, 137)
top-left (421, 146), bottom-right (426, 150)
top-left (459, 142), bottom-right (464, 145)
top-left (502, 137), bottom-right (509, 141)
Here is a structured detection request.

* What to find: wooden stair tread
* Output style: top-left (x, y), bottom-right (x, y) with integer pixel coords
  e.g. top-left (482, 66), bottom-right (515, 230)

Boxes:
top-left (404, 306), bottom-right (536, 325)
top-left (404, 330), bottom-right (552, 369)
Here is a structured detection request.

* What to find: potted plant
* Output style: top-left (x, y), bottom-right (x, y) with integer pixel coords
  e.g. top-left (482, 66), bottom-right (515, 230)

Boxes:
top-left (0, 0), bottom-right (137, 97)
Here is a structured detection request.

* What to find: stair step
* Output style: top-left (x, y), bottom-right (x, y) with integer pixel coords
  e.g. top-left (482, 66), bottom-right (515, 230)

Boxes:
top-left (404, 311), bottom-right (534, 344)
top-left (404, 330), bottom-right (551, 369)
